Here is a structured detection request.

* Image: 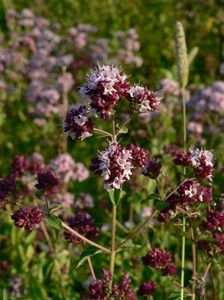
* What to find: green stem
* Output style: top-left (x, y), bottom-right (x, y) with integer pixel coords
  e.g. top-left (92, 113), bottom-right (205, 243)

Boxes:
top-left (181, 87), bottom-right (187, 300)
top-left (109, 203), bottom-right (117, 289)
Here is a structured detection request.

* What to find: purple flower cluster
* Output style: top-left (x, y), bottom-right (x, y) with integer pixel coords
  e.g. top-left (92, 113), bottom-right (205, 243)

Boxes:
top-left (64, 211), bottom-right (99, 243)
top-left (112, 274), bottom-right (136, 299)
top-left (115, 28), bottom-right (143, 67)
top-left (74, 193), bottom-right (94, 209)
top-left (11, 207), bottom-right (43, 231)
top-left (174, 149), bottom-right (214, 180)
top-left (128, 85), bottom-right (160, 113)
top-left (91, 142), bottom-right (133, 190)
top-left (137, 281), bottom-right (157, 296)
top-left (142, 248), bottom-right (176, 276)
top-left (203, 210), bottom-right (224, 232)
top-left (189, 81), bottom-right (224, 115)
top-left (91, 142), bottom-right (155, 190)
top-left (63, 105), bottom-right (94, 141)
top-left (63, 65), bottom-right (159, 141)
top-left (159, 180), bottom-right (212, 221)
top-left (35, 171), bottom-right (60, 192)
top-left (88, 271), bottom-right (136, 300)
top-left (126, 144), bottom-right (149, 167)
top-left (12, 153), bottom-right (46, 178)
top-left (88, 269), bottom-right (111, 299)
top-left (201, 210), bottom-right (224, 254)
top-left (80, 64), bottom-right (130, 119)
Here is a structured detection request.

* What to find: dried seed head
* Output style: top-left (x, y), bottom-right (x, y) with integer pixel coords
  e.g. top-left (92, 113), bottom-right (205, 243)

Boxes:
top-left (175, 21), bottom-right (189, 88)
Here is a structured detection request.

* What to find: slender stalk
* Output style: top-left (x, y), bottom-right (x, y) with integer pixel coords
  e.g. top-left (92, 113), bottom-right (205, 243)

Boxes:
top-left (87, 257), bottom-right (96, 281)
top-left (61, 221), bottom-right (110, 253)
top-left (190, 225), bottom-right (196, 300)
top-left (117, 211), bottom-right (157, 250)
top-left (203, 262), bottom-right (211, 281)
top-left (181, 87), bottom-right (187, 300)
top-left (109, 203), bottom-right (117, 289)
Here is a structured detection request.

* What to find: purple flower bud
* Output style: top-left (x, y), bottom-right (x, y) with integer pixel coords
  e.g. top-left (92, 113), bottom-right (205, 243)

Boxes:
top-left (126, 144), bottom-right (149, 168)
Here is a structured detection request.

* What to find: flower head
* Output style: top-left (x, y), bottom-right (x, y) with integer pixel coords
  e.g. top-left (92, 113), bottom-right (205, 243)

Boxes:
top-left (88, 269), bottom-right (111, 299)
top-left (126, 144), bottom-right (149, 168)
top-left (63, 105), bottom-right (94, 141)
top-left (112, 274), bottom-right (136, 300)
top-left (128, 85), bottom-right (160, 112)
top-left (189, 149), bottom-right (214, 180)
top-left (141, 248), bottom-right (176, 276)
top-left (11, 207), bottom-right (43, 231)
top-left (35, 171), bottom-right (59, 192)
top-left (80, 64), bottom-right (130, 119)
top-left (90, 142), bottom-right (133, 190)
top-left (202, 210), bottom-right (224, 232)
top-left (137, 281), bottom-right (157, 296)
top-left (178, 180), bottom-right (213, 205)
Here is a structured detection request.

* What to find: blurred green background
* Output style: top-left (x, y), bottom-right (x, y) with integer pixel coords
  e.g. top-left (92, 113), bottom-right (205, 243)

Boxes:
top-left (1, 0), bottom-right (224, 85)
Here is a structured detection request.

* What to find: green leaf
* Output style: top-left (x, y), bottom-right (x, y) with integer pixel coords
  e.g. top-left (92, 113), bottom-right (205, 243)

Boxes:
top-left (109, 189), bottom-right (122, 205)
top-left (119, 127), bottom-right (128, 134)
top-left (50, 205), bottom-right (63, 213)
top-left (45, 215), bottom-right (62, 230)
top-left (188, 46), bottom-right (199, 67)
top-left (108, 190), bottom-right (115, 205)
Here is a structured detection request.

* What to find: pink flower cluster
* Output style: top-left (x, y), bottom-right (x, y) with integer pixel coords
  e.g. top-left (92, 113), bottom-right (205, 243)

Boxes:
top-left (49, 153), bottom-right (89, 182)
top-left (63, 105), bottom-right (95, 140)
top-left (64, 64), bottom-right (160, 140)
top-left (174, 148), bottom-right (214, 180)
top-left (80, 65), bottom-right (130, 119)
top-left (90, 142), bottom-right (151, 190)
top-left (159, 180), bottom-right (212, 221)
